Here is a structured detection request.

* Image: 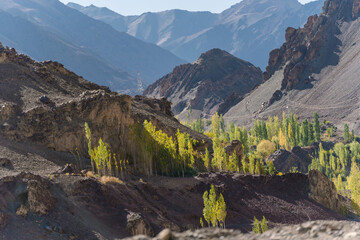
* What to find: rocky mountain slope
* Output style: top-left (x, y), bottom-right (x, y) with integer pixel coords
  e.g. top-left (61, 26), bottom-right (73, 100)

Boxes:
top-left (0, 0), bottom-right (185, 93)
top-left (224, 0), bottom-right (360, 133)
top-left (143, 49), bottom-right (263, 120)
top-left (69, 0), bottom-right (325, 69)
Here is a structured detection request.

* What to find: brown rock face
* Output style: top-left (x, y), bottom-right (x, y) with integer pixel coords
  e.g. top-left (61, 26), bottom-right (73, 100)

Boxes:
top-left (263, 0), bottom-right (360, 93)
top-left (308, 170), bottom-right (343, 214)
top-left (144, 49), bottom-right (262, 119)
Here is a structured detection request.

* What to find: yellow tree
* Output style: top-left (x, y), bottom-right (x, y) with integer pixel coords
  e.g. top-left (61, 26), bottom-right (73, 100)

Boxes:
top-left (347, 160), bottom-right (360, 214)
top-left (257, 140), bottom-right (275, 159)
top-left (279, 128), bottom-right (288, 150)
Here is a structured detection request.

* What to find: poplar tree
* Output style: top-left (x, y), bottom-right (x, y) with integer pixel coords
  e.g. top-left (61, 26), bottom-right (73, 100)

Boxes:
top-left (344, 124), bottom-right (350, 143)
top-left (202, 185), bottom-right (227, 228)
top-left (261, 216), bottom-right (268, 233)
top-left (314, 112), bottom-right (321, 142)
top-left (252, 217), bottom-right (261, 234)
top-left (347, 161), bottom-right (360, 214)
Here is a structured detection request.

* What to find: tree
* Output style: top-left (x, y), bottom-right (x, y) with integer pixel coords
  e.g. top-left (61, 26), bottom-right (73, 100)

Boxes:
top-left (249, 154), bottom-right (256, 174)
top-left (252, 217), bottom-right (261, 234)
top-left (300, 120), bottom-right (309, 146)
top-left (279, 128), bottom-right (288, 150)
top-left (227, 151), bottom-right (239, 172)
top-left (85, 122), bottom-right (115, 176)
top-left (257, 140), bottom-right (276, 159)
top-left (267, 161), bottom-right (276, 175)
top-left (242, 156), bottom-right (249, 174)
top-left (313, 112), bottom-right (321, 142)
top-left (202, 185), bottom-right (227, 228)
top-left (261, 216), bottom-right (268, 233)
top-left (216, 193), bottom-right (227, 228)
top-left (201, 148), bottom-right (210, 171)
top-left (344, 124), bottom-right (350, 143)
top-left (211, 113), bottom-right (220, 137)
top-left (347, 161), bottom-right (360, 214)
top-left (309, 123), bottom-right (315, 143)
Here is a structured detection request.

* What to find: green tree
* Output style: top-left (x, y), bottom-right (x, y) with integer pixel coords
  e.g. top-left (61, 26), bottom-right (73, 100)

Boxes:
top-left (347, 161), bottom-right (360, 214)
top-left (211, 113), bottom-right (220, 137)
top-left (227, 151), bottom-right (239, 172)
top-left (314, 112), bottom-right (321, 142)
top-left (300, 119), bottom-right (309, 146)
top-left (261, 216), bottom-right (268, 233)
top-left (267, 161), bottom-right (276, 175)
top-left (202, 185), bottom-right (227, 228)
top-left (344, 124), bottom-right (350, 143)
top-left (201, 148), bottom-right (210, 171)
top-left (252, 217), bottom-right (261, 234)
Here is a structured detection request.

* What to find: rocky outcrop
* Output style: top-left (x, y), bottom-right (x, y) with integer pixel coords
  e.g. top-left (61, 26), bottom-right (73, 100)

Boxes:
top-left (267, 146), bottom-right (312, 173)
top-left (224, 140), bottom-right (244, 162)
top-left (126, 212), bottom-right (154, 237)
top-left (308, 170), bottom-right (343, 214)
top-left (263, 0), bottom-right (360, 95)
top-left (144, 49), bottom-right (262, 120)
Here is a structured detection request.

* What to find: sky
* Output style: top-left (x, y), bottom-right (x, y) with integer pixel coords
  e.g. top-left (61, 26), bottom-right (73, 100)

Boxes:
top-left (59, 0), bottom-right (316, 16)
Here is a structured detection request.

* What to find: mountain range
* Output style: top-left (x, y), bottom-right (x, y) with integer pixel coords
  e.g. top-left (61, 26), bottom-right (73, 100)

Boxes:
top-left (0, 0), bottom-right (184, 93)
top-left (68, 0), bottom-right (325, 69)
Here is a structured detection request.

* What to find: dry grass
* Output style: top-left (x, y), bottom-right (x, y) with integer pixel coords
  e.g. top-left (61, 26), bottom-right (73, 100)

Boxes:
top-left (86, 171), bottom-right (95, 178)
top-left (100, 176), bottom-right (124, 185)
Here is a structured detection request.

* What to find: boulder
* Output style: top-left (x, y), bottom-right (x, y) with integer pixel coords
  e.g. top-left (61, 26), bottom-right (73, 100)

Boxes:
top-left (28, 180), bottom-right (57, 216)
top-left (308, 170), bottom-right (343, 214)
top-left (126, 212), bottom-right (154, 237)
top-left (0, 158), bottom-right (12, 168)
top-left (16, 204), bottom-right (29, 218)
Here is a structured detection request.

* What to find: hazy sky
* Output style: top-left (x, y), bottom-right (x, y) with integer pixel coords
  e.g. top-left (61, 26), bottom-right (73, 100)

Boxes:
top-left (59, 0), bottom-right (316, 16)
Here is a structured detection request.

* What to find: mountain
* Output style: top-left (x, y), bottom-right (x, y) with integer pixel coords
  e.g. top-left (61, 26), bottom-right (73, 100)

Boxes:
top-left (224, 0), bottom-right (360, 133)
top-left (69, 0), bottom-right (325, 69)
top-left (144, 49), bottom-right (263, 120)
top-left (0, 0), bottom-right (185, 93)
top-left (0, 9), bottom-right (136, 92)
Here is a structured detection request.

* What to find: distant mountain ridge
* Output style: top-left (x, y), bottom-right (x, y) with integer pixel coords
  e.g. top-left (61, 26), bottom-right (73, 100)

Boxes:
top-left (0, 0), bottom-right (185, 93)
top-left (69, 0), bottom-right (325, 69)
top-left (144, 49), bottom-right (263, 120)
